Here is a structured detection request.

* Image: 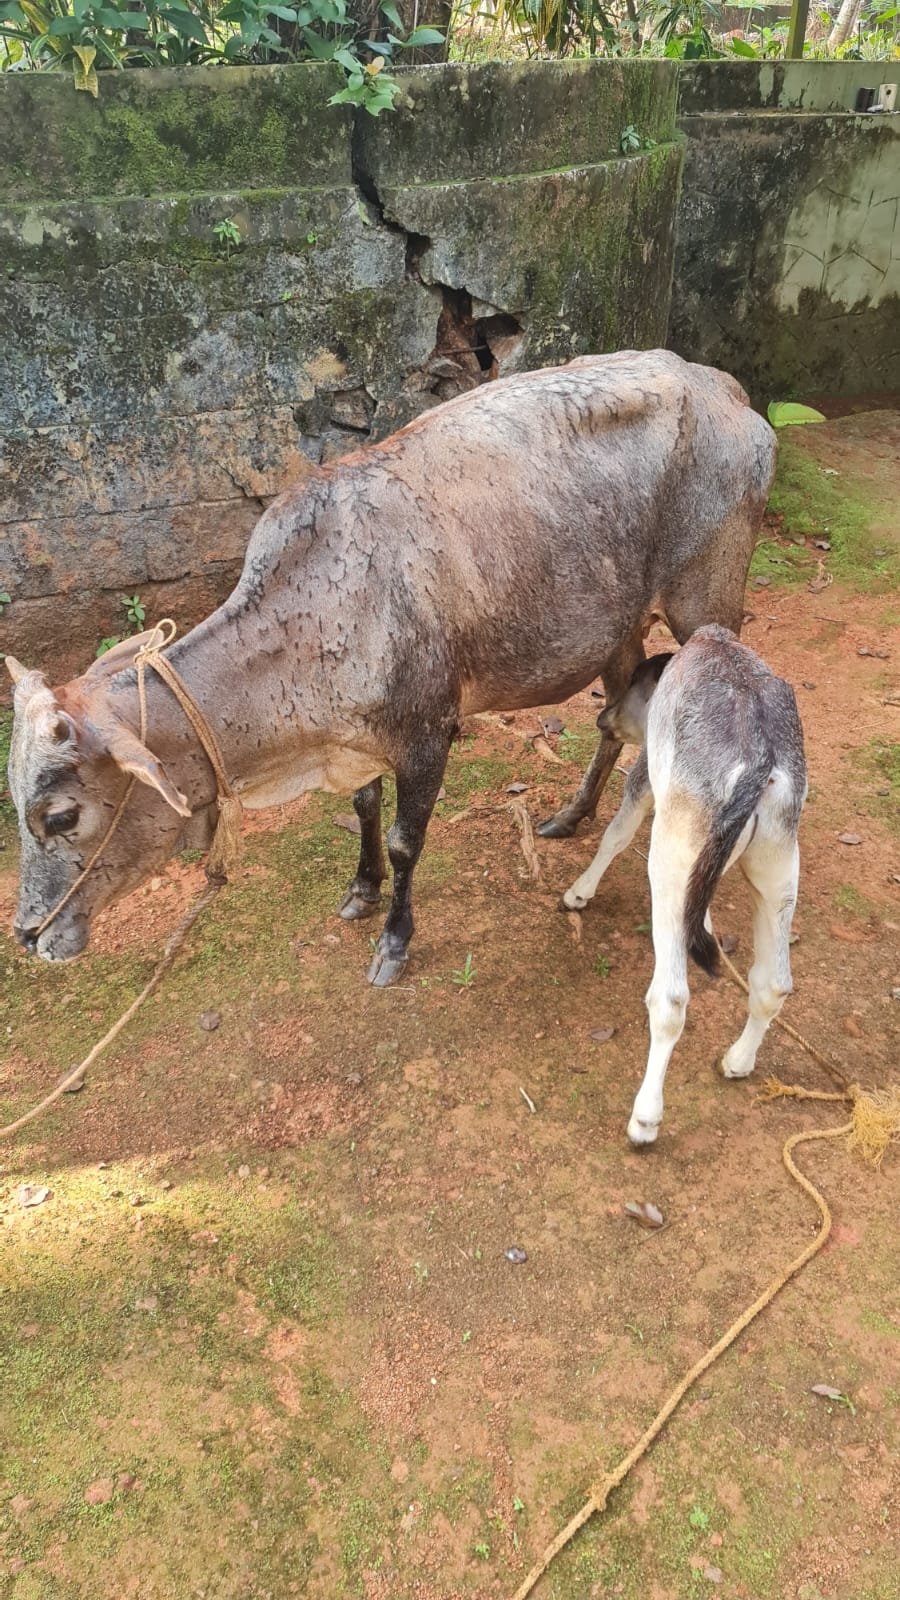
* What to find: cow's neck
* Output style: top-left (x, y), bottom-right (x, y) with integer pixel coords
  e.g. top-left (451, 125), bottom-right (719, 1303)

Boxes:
top-left (118, 600), bottom-right (383, 812)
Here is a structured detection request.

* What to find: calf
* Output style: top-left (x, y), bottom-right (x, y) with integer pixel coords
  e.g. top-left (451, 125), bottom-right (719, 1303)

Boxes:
top-left (563, 625), bottom-right (807, 1144)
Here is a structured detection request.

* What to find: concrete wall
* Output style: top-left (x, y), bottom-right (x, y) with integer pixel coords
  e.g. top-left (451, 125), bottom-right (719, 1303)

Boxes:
top-left (0, 60), bottom-right (681, 678)
top-left (671, 61), bottom-right (900, 402)
top-left (2, 58), bottom-right (899, 685)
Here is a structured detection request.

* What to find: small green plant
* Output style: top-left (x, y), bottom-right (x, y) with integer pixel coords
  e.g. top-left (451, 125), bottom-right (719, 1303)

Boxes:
top-left (412, 1260), bottom-right (429, 1283)
top-left (689, 1505), bottom-right (711, 1531)
top-left (212, 217), bottom-right (243, 256)
top-left (462, 1329), bottom-right (472, 1344)
top-left (0, 589), bottom-right (10, 613)
top-left (620, 124), bottom-right (658, 155)
top-left (452, 952), bottom-right (476, 988)
top-left (123, 593), bottom-right (146, 630)
top-left (306, 229), bottom-right (318, 246)
top-left (95, 592), bottom-right (146, 657)
top-left (513, 1495), bottom-right (525, 1513)
top-left (593, 953), bottom-right (611, 978)
top-left (473, 1541), bottom-right (491, 1560)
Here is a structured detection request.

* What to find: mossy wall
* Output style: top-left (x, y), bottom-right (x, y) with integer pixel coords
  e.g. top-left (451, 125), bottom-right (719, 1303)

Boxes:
top-left (0, 59), bottom-right (680, 679)
top-left (3, 59), bottom-right (897, 682)
top-left (671, 61), bottom-right (900, 403)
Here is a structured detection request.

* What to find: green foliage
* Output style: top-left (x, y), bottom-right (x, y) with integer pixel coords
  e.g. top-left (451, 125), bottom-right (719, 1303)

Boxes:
top-left (95, 592), bottom-right (147, 656)
top-left (212, 216), bottom-right (243, 255)
top-left (593, 953), bottom-right (611, 978)
top-left (620, 122), bottom-right (657, 152)
top-left (452, 951), bottom-right (476, 988)
top-left (0, 0), bottom-right (444, 116)
top-left (0, 590), bottom-right (10, 612)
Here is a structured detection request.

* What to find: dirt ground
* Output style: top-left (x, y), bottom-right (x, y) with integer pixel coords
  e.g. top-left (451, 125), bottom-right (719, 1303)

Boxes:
top-left (1, 411), bottom-right (898, 1600)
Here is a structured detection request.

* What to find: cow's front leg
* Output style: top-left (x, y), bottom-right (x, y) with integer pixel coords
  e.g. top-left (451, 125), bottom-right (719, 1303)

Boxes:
top-left (339, 779), bottom-right (386, 921)
top-left (367, 742), bottom-right (449, 988)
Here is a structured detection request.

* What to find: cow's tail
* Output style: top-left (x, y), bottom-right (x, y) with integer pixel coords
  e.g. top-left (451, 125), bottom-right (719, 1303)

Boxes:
top-left (684, 748), bottom-right (773, 977)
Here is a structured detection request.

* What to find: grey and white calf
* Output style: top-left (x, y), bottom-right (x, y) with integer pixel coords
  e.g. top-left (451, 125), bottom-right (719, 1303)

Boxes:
top-left (563, 626), bottom-right (807, 1144)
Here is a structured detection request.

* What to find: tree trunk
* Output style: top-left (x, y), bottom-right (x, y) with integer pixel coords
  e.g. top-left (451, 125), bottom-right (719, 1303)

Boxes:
top-left (827, 0), bottom-right (863, 48)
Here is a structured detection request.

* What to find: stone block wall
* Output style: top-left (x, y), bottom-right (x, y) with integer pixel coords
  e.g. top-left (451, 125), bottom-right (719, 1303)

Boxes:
top-left (0, 59), bottom-right (681, 680)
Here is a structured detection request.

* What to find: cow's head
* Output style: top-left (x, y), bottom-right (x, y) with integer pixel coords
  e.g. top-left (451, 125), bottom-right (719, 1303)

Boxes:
top-left (5, 638), bottom-right (212, 961)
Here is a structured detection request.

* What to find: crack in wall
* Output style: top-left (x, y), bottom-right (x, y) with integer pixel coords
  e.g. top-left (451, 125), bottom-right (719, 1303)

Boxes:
top-left (349, 126), bottom-right (525, 429)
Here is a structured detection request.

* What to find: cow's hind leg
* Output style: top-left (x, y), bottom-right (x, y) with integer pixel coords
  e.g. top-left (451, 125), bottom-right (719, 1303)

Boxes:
top-left (339, 779), bottom-right (386, 921)
top-left (721, 833), bottom-right (798, 1080)
top-left (538, 635), bottom-right (645, 840)
top-left (367, 740), bottom-right (449, 988)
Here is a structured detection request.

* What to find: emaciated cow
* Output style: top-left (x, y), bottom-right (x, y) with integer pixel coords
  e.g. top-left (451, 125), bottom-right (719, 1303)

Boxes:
top-left (6, 350), bottom-right (776, 985)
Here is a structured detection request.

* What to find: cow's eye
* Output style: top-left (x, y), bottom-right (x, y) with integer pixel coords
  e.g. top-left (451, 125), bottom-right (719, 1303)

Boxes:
top-left (44, 807), bottom-right (79, 837)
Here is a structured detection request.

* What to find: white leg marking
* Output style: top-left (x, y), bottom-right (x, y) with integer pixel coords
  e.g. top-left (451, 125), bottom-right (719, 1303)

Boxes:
top-left (721, 835), bottom-right (798, 1080)
top-left (627, 809), bottom-right (695, 1145)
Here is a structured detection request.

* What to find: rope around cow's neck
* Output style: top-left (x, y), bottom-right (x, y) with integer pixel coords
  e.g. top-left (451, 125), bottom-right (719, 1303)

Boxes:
top-left (33, 620), bottom-right (240, 945)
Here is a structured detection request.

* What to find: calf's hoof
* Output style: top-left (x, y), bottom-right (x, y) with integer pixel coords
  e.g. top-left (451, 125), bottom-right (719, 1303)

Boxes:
top-left (560, 888), bottom-right (589, 912)
top-left (537, 811), bottom-right (581, 840)
top-left (627, 1115), bottom-right (660, 1147)
top-left (339, 887), bottom-right (381, 921)
top-left (366, 949), bottom-right (409, 988)
top-left (720, 1050), bottom-right (755, 1080)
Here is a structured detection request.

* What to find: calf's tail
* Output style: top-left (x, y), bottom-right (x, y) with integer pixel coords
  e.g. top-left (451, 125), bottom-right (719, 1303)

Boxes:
top-left (684, 749), bottom-right (773, 977)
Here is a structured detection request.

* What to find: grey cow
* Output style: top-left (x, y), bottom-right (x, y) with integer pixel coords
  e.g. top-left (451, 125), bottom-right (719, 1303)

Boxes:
top-left (6, 350), bottom-right (776, 985)
top-left (564, 625), bottom-right (807, 1143)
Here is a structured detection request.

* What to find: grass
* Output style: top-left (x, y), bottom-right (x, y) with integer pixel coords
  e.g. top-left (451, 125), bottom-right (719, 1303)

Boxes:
top-left (860, 739), bottom-right (900, 834)
top-left (766, 436), bottom-right (899, 593)
top-left (833, 883), bottom-right (876, 919)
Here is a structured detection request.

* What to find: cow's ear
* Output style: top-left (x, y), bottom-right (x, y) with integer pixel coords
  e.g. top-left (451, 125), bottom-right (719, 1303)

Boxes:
top-left (6, 658), bottom-right (50, 711)
top-left (84, 633), bottom-right (161, 681)
top-left (104, 723), bottom-right (192, 817)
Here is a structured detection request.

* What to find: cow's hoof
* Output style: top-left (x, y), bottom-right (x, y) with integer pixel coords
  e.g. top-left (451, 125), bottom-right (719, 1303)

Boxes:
top-left (367, 950), bottom-right (409, 987)
top-left (537, 812), bottom-right (580, 840)
top-left (339, 888), bottom-right (381, 921)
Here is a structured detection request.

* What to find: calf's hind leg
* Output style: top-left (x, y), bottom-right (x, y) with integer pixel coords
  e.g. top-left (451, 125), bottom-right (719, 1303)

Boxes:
top-left (339, 779), bottom-right (386, 921)
top-left (721, 834), bottom-right (798, 1080)
top-left (627, 810), bottom-right (695, 1146)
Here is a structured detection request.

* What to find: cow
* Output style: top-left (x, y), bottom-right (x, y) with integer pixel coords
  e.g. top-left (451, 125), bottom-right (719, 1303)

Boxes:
top-left (5, 350), bottom-right (776, 986)
top-left (563, 625), bottom-right (807, 1144)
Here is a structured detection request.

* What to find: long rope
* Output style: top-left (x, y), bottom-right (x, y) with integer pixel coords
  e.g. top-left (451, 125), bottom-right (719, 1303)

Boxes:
top-left (2, 620), bottom-right (240, 1142)
top-left (508, 932), bottom-right (888, 1600)
top-left (0, 881), bottom-right (222, 1141)
top-left (510, 1113), bottom-right (852, 1600)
